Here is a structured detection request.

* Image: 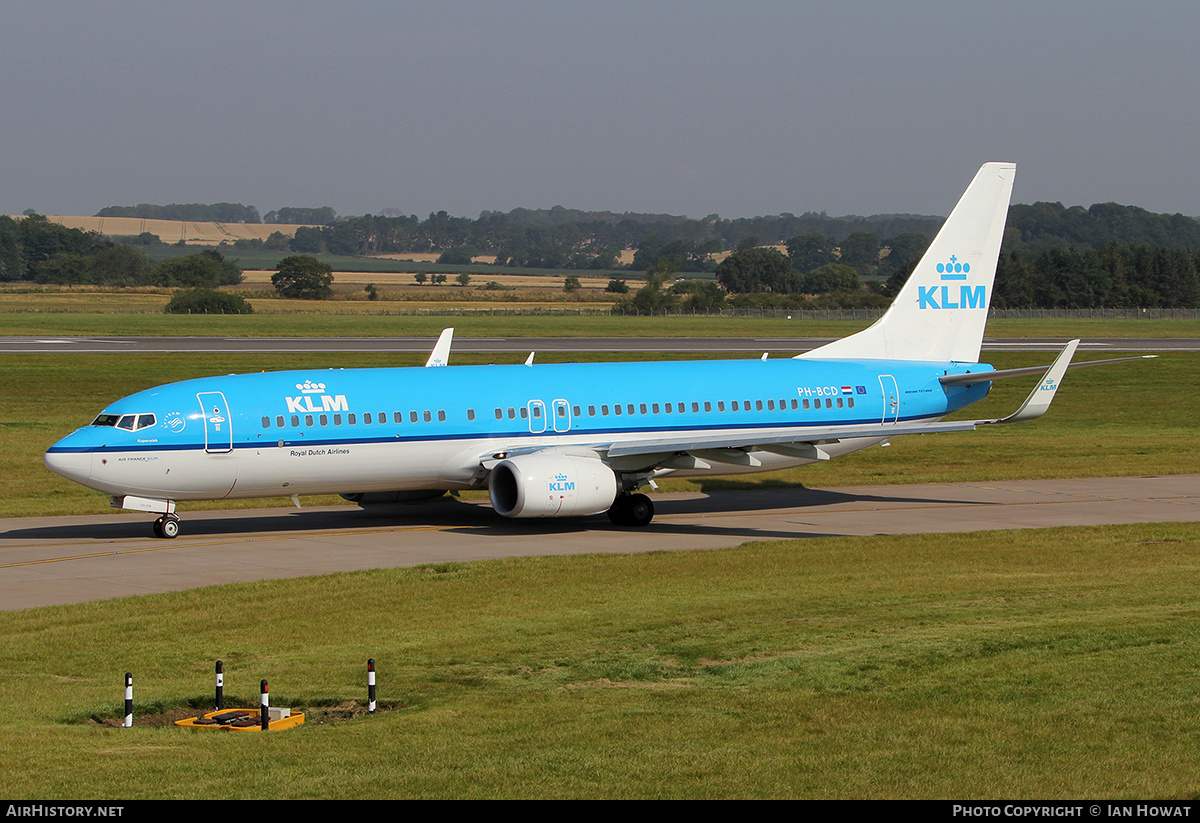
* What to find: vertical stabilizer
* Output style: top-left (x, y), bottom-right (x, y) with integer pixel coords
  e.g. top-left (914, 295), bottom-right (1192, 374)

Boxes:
top-left (799, 162), bottom-right (1015, 363)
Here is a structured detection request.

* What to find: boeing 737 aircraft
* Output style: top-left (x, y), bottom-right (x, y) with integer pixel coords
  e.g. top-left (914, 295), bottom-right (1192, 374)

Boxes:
top-left (43, 162), bottom-right (1149, 538)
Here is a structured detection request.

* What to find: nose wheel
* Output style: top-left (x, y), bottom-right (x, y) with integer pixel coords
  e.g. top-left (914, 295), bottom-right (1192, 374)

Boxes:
top-left (152, 514), bottom-right (181, 539)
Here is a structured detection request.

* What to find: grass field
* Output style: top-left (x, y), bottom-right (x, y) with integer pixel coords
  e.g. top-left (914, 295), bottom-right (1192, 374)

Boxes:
top-left (1, 522), bottom-right (1198, 798)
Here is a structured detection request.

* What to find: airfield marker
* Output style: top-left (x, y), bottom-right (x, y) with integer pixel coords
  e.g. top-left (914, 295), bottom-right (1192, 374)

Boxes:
top-left (215, 660), bottom-right (224, 711)
top-left (123, 673), bottom-right (132, 727)
top-left (368, 659), bottom-right (376, 714)
top-left (260, 680), bottom-right (269, 730)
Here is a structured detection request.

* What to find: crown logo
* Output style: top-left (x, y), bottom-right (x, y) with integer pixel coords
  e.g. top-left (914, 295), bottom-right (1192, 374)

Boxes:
top-left (296, 380), bottom-right (327, 394)
top-left (937, 255), bottom-right (969, 279)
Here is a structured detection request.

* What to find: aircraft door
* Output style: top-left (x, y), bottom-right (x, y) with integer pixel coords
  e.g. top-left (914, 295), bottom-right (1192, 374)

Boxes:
top-left (527, 400), bottom-right (546, 434)
top-left (878, 375), bottom-right (900, 424)
top-left (197, 391), bottom-right (233, 453)
top-left (552, 399), bottom-right (571, 432)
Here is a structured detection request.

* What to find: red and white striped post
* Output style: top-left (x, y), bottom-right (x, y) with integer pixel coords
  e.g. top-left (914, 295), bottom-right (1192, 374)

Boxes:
top-left (123, 673), bottom-right (133, 727)
top-left (260, 679), bottom-right (269, 730)
top-left (367, 659), bottom-right (376, 714)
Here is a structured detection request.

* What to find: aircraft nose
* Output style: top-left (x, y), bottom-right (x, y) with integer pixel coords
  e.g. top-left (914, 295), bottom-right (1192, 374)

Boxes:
top-left (44, 429), bottom-right (94, 486)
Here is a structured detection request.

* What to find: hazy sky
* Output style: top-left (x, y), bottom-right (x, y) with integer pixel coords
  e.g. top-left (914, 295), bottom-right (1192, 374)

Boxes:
top-left (3, 1), bottom-right (1197, 220)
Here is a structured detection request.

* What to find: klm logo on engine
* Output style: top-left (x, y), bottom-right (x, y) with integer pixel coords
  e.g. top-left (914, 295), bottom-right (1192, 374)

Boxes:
top-left (549, 472), bottom-right (575, 492)
top-left (919, 255), bottom-right (986, 310)
top-left (285, 380), bottom-right (349, 414)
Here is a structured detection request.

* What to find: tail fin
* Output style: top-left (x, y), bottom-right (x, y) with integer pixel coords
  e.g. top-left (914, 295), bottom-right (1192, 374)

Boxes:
top-left (799, 162), bottom-right (1015, 363)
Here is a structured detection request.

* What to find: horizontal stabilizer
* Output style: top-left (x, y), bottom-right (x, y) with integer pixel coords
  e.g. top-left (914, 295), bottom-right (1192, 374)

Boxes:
top-left (940, 353), bottom-right (1157, 385)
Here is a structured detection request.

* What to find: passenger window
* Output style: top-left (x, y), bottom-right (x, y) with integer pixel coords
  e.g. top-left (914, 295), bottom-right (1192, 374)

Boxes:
top-left (495, 408), bottom-right (503, 420)
top-left (678, 403), bottom-right (685, 413)
top-left (291, 415), bottom-right (300, 427)
top-left (703, 402), bottom-right (711, 413)
top-left (836, 398), bottom-right (843, 409)
top-left (802, 399), bottom-right (810, 410)
top-left (825, 398), bottom-right (832, 409)
top-left (718, 401), bottom-right (725, 412)
top-left (334, 414), bottom-right (342, 425)
top-left (320, 414), bottom-right (328, 426)
top-left (467, 409), bottom-right (475, 421)
top-left (261, 416), bottom-right (270, 429)
top-left (601, 405), bottom-right (609, 416)
top-left (791, 399), bottom-right (798, 410)
top-left (520, 408), bottom-right (528, 419)
top-left (848, 398), bottom-right (854, 408)
top-left (768, 400), bottom-right (775, 411)
top-left (652, 403), bottom-right (660, 414)
top-left (423, 410), bottom-right (432, 422)
top-left (437, 410), bottom-right (446, 422)
top-left (588, 405), bottom-right (596, 416)
top-left (664, 403), bottom-right (672, 414)
top-left (755, 400), bottom-right (763, 411)
top-left (412, 411), bottom-right (420, 423)
top-left (394, 412), bottom-right (403, 423)
top-left (691, 402), bottom-right (699, 413)
top-left (364, 413), bottom-right (372, 424)
top-left (533, 406), bottom-right (541, 419)
top-left (732, 401), bottom-right (739, 412)
top-left (349, 413), bottom-right (357, 425)
top-left (305, 415), bottom-right (314, 427)
top-left (614, 405), bottom-right (622, 416)
top-left (276, 415), bottom-right (285, 428)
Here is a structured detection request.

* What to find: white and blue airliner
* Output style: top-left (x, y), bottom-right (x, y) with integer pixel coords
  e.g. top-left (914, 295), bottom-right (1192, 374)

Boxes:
top-left (44, 163), bottom-right (1146, 538)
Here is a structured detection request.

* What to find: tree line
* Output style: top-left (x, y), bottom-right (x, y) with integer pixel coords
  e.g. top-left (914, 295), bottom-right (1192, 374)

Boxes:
top-left (0, 215), bottom-right (241, 287)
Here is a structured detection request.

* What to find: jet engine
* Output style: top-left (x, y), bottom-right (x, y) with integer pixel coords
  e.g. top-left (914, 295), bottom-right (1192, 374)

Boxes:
top-left (488, 453), bottom-right (618, 518)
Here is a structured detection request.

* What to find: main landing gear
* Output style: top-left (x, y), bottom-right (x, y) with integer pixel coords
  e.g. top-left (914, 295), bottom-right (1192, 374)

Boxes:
top-left (607, 492), bottom-right (654, 527)
top-left (152, 513), bottom-right (181, 539)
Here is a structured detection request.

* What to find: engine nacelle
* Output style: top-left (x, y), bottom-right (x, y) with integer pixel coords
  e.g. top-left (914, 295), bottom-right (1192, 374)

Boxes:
top-left (488, 453), bottom-right (618, 518)
top-left (340, 490), bottom-right (446, 506)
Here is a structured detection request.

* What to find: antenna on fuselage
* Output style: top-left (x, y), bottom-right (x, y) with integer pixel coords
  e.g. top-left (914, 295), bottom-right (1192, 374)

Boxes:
top-left (525, 352), bottom-right (535, 366)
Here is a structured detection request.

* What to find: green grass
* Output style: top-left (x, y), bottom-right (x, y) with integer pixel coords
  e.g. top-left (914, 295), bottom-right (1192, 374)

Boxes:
top-left (1, 522), bottom-right (1198, 798)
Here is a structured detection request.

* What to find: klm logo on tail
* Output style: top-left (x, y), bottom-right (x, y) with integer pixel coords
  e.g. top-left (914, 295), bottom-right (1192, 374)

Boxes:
top-left (919, 255), bottom-right (986, 310)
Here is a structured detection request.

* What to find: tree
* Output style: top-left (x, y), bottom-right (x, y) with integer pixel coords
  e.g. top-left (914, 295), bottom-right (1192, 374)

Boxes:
top-left (563, 276), bottom-right (581, 292)
top-left (413, 272), bottom-right (427, 285)
top-left (272, 255), bottom-right (333, 299)
top-left (456, 272), bottom-right (471, 287)
top-left (154, 250), bottom-right (242, 288)
top-left (801, 263), bottom-right (861, 293)
top-left (837, 231), bottom-right (880, 274)
top-left (715, 247), bottom-right (798, 293)
top-left (605, 278), bottom-right (629, 293)
top-left (165, 288), bottom-right (253, 314)
top-left (786, 233), bottom-right (836, 272)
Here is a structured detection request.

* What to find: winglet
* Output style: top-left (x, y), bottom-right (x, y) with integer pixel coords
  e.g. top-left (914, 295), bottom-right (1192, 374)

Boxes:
top-left (425, 328), bottom-right (454, 367)
top-left (992, 339), bottom-right (1079, 424)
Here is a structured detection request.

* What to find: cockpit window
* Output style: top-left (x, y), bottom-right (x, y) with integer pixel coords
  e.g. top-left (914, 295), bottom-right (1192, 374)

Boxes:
top-left (92, 413), bottom-right (157, 431)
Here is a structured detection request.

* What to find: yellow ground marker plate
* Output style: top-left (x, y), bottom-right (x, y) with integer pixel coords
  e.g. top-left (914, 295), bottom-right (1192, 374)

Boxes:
top-left (175, 708), bottom-right (305, 732)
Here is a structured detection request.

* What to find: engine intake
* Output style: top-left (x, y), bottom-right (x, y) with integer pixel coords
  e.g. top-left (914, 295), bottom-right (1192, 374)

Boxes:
top-left (489, 453), bottom-right (617, 518)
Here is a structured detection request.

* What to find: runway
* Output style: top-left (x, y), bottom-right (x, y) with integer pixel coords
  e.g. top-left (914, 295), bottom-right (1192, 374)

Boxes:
top-left (0, 336), bottom-right (1193, 354)
top-left (1, 474), bottom-right (1195, 611)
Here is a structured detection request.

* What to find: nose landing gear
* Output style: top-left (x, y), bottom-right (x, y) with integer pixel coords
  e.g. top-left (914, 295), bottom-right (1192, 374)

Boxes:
top-left (152, 513), bottom-right (181, 539)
